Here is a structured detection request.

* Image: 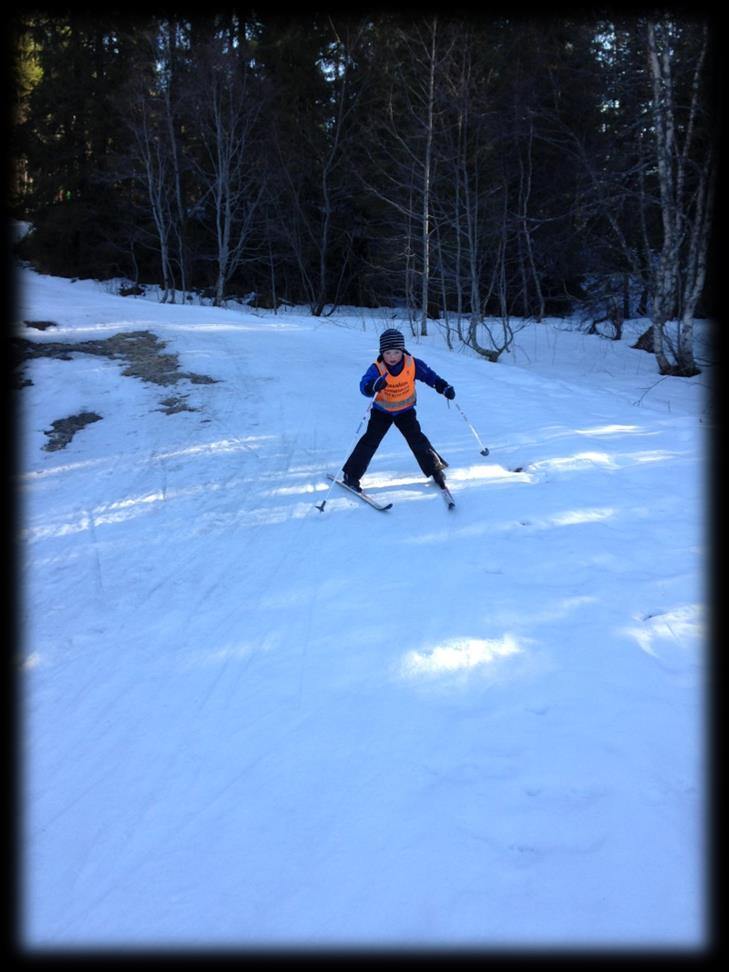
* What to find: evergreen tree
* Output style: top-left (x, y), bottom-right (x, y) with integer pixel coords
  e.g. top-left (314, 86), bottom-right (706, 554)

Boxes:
top-left (15, 14), bottom-right (150, 276)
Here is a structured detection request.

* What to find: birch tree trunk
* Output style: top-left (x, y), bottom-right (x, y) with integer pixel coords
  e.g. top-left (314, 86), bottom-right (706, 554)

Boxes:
top-left (419, 18), bottom-right (437, 337)
top-left (190, 43), bottom-right (264, 307)
top-left (358, 17), bottom-right (450, 334)
top-left (645, 18), bottom-right (712, 377)
top-left (161, 22), bottom-right (189, 302)
top-left (129, 89), bottom-right (175, 303)
top-left (517, 118), bottom-right (544, 321)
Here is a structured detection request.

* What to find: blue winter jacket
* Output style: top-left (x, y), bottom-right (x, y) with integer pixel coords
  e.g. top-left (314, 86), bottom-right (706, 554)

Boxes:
top-left (360, 353), bottom-right (449, 413)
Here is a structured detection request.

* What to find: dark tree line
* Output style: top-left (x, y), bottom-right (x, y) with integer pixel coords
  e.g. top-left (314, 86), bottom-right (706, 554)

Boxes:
top-left (11, 12), bottom-right (719, 375)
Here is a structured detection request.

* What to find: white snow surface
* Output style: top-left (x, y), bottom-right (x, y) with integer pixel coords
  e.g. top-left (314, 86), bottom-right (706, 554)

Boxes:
top-left (16, 268), bottom-right (710, 951)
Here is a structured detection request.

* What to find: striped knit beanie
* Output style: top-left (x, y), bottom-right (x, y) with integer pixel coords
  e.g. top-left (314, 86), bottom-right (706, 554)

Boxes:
top-left (379, 328), bottom-right (406, 353)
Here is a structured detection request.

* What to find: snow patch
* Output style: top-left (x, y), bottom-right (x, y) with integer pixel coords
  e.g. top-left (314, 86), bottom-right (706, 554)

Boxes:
top-left (399, 633), bottom-right (524, 677)
top-left (623, 604), bottom-right (705, 667)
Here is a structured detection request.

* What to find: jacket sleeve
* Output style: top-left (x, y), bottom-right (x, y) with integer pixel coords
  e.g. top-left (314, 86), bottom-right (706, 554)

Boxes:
top-left (360, 362), bottom-right (381, 397)
top-left (414, 357), bottom-right (449, 394)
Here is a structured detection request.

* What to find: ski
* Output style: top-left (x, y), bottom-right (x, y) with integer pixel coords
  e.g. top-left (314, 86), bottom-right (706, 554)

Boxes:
top-left (325, 474), bottom-right (393, 511)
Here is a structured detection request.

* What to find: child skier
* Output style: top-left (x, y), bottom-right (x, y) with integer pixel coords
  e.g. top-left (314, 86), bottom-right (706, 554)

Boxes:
top-left (342, 328), bottom-right (455, 492)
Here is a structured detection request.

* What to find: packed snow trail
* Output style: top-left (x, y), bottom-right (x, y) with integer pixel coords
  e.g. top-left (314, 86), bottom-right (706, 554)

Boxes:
top-left (17, 270), bottom-right (706, 948)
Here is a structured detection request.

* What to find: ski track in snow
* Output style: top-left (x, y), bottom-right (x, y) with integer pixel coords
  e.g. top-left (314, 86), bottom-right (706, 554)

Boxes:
top-left (16, 270), bottom-right (708, 949)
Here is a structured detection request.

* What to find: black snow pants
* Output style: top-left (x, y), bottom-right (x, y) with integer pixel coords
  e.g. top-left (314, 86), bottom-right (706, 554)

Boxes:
top-left (342, 406), bottom-right (446, 481)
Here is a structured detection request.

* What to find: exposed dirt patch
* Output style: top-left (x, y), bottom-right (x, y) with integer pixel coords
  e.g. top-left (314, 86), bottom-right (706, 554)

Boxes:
top-left (12, 329), bottom-right (217, 391)
top-left (24, 320), bottom-right (59, 331)
top-left (157, 395), bottom-right (198, 415)
top-left (14, 329), bottom-right (219, 449)
top-left (43, 411), bottom-right (103, 451)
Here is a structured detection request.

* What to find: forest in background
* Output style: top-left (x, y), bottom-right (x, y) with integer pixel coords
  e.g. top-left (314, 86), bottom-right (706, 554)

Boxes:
top-left (10, 12), bottom-right (721, 376)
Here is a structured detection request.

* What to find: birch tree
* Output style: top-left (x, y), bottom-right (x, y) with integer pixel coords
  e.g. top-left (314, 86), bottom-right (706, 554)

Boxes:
top-left (125, 70), bottom-right (177, 301)
top-left (437, 32), bottom-right (499, 344)
top-left (158, 19), bottom-right (192, 301)
top-left (645, 17), bottom-right (714, 376)
top-left (187, 36), bottom-right (265, 306)
top-left (360, 16), bottom-right (453, 335)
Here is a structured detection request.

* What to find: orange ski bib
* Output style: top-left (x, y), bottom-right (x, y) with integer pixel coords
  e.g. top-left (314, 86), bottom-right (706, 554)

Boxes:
top-left (374, 354), bottom-right (416, 412)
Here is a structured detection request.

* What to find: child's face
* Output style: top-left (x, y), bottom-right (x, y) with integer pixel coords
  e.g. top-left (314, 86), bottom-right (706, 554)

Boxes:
top-left (383, 349), bottom-right (403, 366)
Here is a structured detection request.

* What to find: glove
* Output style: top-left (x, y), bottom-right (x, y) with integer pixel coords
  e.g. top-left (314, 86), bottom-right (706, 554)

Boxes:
top-left (372, 374), bottom-right (388, 394)
top-left (442, 384), bottom-right (455, 400)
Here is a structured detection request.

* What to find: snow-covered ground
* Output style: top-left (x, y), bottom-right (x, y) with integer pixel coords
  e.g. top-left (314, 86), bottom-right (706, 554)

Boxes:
top-left (15, 266), bottom-right (710, 951)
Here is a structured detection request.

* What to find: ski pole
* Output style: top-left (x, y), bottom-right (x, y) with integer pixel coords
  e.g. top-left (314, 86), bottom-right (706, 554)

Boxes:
top-left (451, 400), bottom-right (490, 456)
top-left (315, 400), bottom-right (374, 512)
